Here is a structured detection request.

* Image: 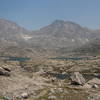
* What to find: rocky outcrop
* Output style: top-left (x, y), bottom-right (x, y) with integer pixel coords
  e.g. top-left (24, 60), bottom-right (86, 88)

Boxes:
top-left (87, 78), bottom-right (100, 85)
top-left (83, 78), bottom-right (100, 89)
top-left (0, 66), bottom-right (11, 76)
top-left (21, 92), bottom-right (29, 99)
top-left (70, 72), bottom-right (86, 85)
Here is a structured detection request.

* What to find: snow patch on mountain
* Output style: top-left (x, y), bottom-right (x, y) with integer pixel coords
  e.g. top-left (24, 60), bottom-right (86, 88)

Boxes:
top-left (21, 34), bottom-right (32, 40)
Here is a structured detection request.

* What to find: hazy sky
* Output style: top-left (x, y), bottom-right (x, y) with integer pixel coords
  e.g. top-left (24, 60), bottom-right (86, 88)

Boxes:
top-left (0, 0), bottom-right (100, 30)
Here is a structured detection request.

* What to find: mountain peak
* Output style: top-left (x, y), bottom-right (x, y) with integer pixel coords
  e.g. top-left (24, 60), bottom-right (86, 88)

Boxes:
top-left (52, 20), bottom-right (82, 28)
top-left (0, 18), bottom-right (17, 26)
top-left (36, 19), bottom-right (87, 38)
top-left (52, 20), bottom-right (66, 24)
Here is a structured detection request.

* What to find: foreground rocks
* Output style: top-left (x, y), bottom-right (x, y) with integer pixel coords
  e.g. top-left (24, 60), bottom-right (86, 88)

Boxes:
top-left (88, 92), bottom-right (100, 100)
top-left (83, 78), bottom-right (100, 89)
top-left (87, 78), bottom-right (100, 85)
top-left (0, 57), bottom-right (100, 100)
top-left (21, 92), bottom-right (29, 99)
top-left (0, 66), bottom-right (11, 76)
top-left (70, 72), bottom-right (86, 85)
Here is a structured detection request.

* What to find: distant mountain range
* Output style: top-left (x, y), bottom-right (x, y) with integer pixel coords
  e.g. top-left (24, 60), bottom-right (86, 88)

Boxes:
top-left (0, 18), bottom-right (100, 57)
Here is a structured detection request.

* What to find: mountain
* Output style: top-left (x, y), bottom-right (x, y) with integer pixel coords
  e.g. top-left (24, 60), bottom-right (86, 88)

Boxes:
top-left (0, 19), bottom-right (30, 37)
top-left (0, 19), bottom-right (35, 57)
top-left (32, 20), bottom-right (100, 56)
top-left (30, 20), bottom-right (92, 54)
top-left (34, 20), bottom-right (90, 38)
top-left (0, 19), bottom-right (100, 57)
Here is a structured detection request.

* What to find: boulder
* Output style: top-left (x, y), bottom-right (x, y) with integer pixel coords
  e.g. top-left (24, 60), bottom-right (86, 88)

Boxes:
top-left (83, 83), bottom-right (99, 89)
top-left (48, 95), bottom-right (57, 99)
top-left (2, 65), bottom-right (11, 72)
top-left (83, 78), bottom-right (100, 89)
top-left (92, 84), bottom-right (99, 88)
top-left (0, 67), bottom-right (10, 76)
top-left (70, 72), bottom-right (86, 85)
top-left (87, 78), bottom-right (100, 85)
top-left (21, 92), bottom-right (28, 99)
top-left (83, 83), bottom-right (92, 88)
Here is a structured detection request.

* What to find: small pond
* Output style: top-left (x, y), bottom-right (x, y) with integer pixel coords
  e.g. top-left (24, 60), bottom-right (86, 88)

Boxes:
top-left (0, 56), bottom-right (30, 62)
top-left (8, 57), bottom-right (30, 62)
top-left (50, 57), bottom-right (89, 60)
top-left (46, 72), bottom-right (70, 79)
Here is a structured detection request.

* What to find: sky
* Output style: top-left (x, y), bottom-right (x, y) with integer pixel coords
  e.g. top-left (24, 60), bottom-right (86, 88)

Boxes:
top-left (0, 0), bottom-right (100, 30)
